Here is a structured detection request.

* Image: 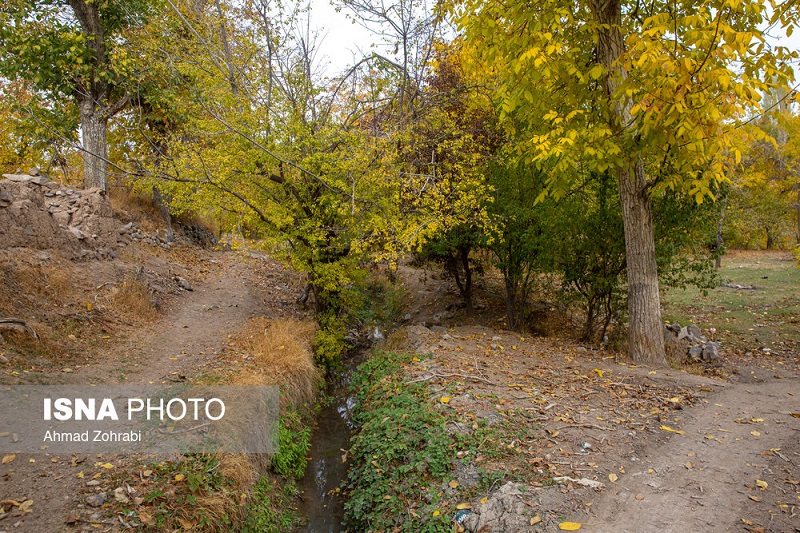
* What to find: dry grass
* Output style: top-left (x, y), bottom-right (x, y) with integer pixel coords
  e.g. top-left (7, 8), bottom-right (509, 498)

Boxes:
top-left (108, 276), bottom-right (159, 322)
top-left (232, 317), bottom-right (322, 411)
top-left (109, 186), bottom-right (166, 233)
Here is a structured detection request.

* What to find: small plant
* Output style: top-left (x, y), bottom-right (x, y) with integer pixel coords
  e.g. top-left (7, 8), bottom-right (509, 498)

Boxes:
top-left (271, 412), bottom-right (311, 480)
top-left (242, 476), bottom-right (299, 532)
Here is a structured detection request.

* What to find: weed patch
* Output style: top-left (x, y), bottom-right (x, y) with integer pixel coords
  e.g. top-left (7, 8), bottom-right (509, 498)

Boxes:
top-left (344, 350), bottom-right (457, 532)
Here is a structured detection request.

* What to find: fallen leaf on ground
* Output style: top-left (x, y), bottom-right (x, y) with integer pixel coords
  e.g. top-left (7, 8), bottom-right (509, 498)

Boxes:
top-left (456, 503), bottom-right (472, 510)
top-left (448, 480), bottom-right (460, 489)
top-left (748, 495), bottom-right (763, 502)
top-left (441, 396), bottom-right (451, 404)
top-left (138, 510), bottom-right (155, 526)
top-left (559, 522), bottom-right (582, 530)
top-left (18, 499), bottom-right (33, 512)
top-left (750, 431), bottom-right (761, 437)
top-left (755, 479), bottom-right (768, 490)
top-left (660, 425), bottom-right (685, 435)
top-left (1, 454), bottom-right (14, 464)
top-left (530, 515), bottom-right (542, 525)
top-left (608, 473), bottom-right (618, 483)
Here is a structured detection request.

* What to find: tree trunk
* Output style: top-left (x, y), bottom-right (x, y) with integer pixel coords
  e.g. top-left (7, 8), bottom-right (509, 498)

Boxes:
top-left (79, 97), bottom-right (108, 190)
top-left (620, 160), bottom-right (667, 365)
top-left (589, 0), bottom-right (667, 366)
top-left (715, 193), bottom-right (727, 268)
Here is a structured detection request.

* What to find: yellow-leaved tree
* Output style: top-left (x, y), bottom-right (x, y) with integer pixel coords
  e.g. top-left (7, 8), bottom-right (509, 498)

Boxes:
top-left (456, 0), bottom-right (798, 365)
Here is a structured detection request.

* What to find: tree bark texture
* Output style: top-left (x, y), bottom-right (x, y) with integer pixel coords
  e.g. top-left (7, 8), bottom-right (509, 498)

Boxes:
top-left (589, 0), bottom-right (667, 366)
top-left (79, 98), bottom-right (109, 190)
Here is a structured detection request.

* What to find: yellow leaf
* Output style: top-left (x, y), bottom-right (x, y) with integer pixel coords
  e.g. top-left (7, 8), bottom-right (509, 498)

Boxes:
top-left (559, 522), bottom-right (582, 530)
top-left (432, 509), bottom-right (440, 517)
top-left (456, 503), bottom-right (472, 510)
top-left (1, 453), bottom-right (15, 465)
top-left (755, 479), bottom-right (767, 490)
top-left (86, 302), bottom-right (92, 311)
top-left (18, 499), bottom-right (33, 512)
top-left (592, 368), bottom-right (603, 378)
top-left (648, 371), bottom-right (657, 375)
top-left (97, 462), bottom-right (114, 469)
top-left (440, 396), bottom-right (451, 404)
top-left (480, 497), bottom-right (488, 504)
top-left (175, 473), bottom-right (185, 482)
top-left (608, 473), bottom-right (618, 483)
top-left (750, 431), bottom-right (761, 437)
top-left (449, 480), bottom-right (460, 489)
top-left (531, 514), bottom-right (542, 525)
top-left (660, 425), bottom-right (685, 435)
top-left (76, 471), bottom-right (84, 479)
top-left (741, 518), bottom-right (754, 526)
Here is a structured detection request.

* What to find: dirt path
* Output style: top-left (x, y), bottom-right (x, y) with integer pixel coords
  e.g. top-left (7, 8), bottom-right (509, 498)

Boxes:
top-left (72, 252), bottom-right (266, 385)
top-left (0, 251), bottom-right (284, 533)
top-left (583, 378), bottom-right (800, 533)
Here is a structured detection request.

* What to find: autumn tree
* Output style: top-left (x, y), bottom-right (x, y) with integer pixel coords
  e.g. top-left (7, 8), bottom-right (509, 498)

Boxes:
top-left (0, 0), bottom-right (155, 190)
top-left (457, 0), bottom-right (798, 365)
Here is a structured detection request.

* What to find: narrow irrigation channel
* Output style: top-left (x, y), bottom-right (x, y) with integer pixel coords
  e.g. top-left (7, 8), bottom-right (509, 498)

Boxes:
top-left (295, 353), bottom-right (362, 532)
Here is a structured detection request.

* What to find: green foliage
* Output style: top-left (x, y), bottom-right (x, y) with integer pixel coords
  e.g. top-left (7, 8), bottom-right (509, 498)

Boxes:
top-left (485, 161), bottom-right (548, 329)
top-left (271, 412), bottom-right (311, 480)
top-left (242, 477), bottom-right (299, 533)
top-left (344, 351), bottom-right (455, 532)
top-left (140, 454), bottom-right (236, 529)
top-left (312, 312), bottom-right (348, 367)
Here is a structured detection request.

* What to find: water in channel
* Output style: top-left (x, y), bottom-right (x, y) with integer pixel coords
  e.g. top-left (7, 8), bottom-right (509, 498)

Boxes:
top-left (295, 354), bottom-right (360, 532)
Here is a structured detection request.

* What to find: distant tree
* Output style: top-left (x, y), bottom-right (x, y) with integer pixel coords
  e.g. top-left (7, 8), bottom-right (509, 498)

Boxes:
top-left (0, 0), bottom-right (154, 190)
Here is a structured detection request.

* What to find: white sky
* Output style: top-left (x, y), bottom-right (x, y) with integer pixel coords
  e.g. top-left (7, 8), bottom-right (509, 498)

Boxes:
top-left (306, 0), bottom-right (380, 75)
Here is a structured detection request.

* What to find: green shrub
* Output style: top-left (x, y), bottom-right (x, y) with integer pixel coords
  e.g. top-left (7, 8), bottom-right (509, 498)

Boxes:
top-left (271, 412), bottom-right (311, 480)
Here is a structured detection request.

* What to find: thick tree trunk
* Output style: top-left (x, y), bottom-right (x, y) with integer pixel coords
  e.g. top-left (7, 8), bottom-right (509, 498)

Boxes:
top-left (79, 98), bottom-right (108, 190)
top-left (590, 0), bottom-right (667, 366)
top-left (620, 160), bottom-right (666, 365)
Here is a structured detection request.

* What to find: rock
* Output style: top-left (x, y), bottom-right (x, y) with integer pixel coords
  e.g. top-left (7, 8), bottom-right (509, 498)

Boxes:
top-left (118, 222), bottom-right (136, 234)
top-left (29, 175), bottom-right (49, 186)
top-left (85, 493), bottom-right (106, 507)
top-left (463, 482), bottom-right (540, 532)
top-left (677, 326), bottom-right (689, 341)
top-left (28, 167), bottom-right (41, 176)
top-left (67, 226), bottom-right (85, 240)
top-left (2, 173), bottom-right (31, 182)
top-left (0, 354), bottom-right (8, 363)
top-left (403, 313), bottom-right (412, 321)
top-left (0, 191), bottom-right (12, 207)
top-left (86, 480), bottom-right (100, 487)
top-left (702, 341), bottom-right (720, 361)
top-left (687, 324), bottom-right (703, 339)
top-left (175, 277), bottom-right (193, 291)
top-left (688, 345), bottom-right (703, 360)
